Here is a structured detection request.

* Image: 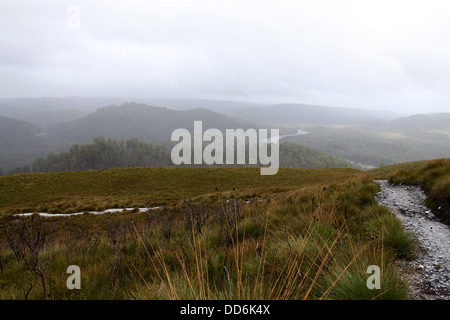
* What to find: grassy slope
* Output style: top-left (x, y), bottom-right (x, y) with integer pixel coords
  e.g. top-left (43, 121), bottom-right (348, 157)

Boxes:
top-left (370, 158), bottom-right (450, 224)
top-left (0, 167), bottom-right (414, 300)
top-left (0, 167), bottom-right (358, 214)
top-left (369, 160), bottom-right (429, 179)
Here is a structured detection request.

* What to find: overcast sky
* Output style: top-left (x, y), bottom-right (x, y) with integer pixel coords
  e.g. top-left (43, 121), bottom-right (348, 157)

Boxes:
top-left (1, 0), bottom-right (449, 113)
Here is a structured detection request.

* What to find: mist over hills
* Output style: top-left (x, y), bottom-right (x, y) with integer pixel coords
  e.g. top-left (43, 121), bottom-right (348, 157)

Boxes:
top-left (0, 116), bottom-right (51, 170)
top-left (1, 97), bottom-right (405, 128)
top-left (0, 101), bottom-right (285, 171)
top-left (222, 102), bottom-right (450, 167)
top-left (0, 97), bottom-right (124, 128)
top-left (387, 113), bottom-right (450, 132)
top-left (47, 103), bottom-right (262, 146)
top-left (0, 97), bottom-right (127, 113)
top-left (284, 124), bottom-right (450, 167)
top-left (0, 97), bottom-right (265, 128)
top-left (226, 103), bottom-right (403, 125)
top-left (138, 98), bottom-right (267, 113)
top-left (0, 97), bottom-right (448, 173)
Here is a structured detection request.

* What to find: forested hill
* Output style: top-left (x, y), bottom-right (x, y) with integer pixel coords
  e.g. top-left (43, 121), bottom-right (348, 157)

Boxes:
top-left (387, 113), bottom-right (450, 131)
top-left (0, 102), bottom-right (282, 171)
top-left (47, 102), bottom-right (261, 145)
top-left (0, 116), bottom-right (51, 171)
top-left (8, 139), bottom-right (356, 174)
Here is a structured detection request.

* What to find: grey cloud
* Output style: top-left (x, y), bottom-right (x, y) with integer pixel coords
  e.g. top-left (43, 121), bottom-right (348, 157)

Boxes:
top-left (0, 0), bottom-right (449, 114)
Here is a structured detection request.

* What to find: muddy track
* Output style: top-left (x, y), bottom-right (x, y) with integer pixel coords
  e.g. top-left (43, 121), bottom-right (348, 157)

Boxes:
top-left (375, 180), bottom-right (450, 300)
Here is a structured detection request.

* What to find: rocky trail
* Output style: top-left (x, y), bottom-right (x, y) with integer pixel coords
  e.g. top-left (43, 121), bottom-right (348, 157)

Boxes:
top-left (375, 180), bottom-right (450, 300)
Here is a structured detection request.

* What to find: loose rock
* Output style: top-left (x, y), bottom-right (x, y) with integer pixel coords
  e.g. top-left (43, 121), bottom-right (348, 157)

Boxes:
top-left (375, 180), bottom-right (450, 300)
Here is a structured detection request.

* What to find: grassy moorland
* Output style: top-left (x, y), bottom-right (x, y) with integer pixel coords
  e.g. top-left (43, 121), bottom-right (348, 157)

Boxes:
top-left (370, 158), bottom-right (450, 224)
top-left (0, 167), bottom-right (359, 214)
top-left (0, 167), bottom-right (414, 300)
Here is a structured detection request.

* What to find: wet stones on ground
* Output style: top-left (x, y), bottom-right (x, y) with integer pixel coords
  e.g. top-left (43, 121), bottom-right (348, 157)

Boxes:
top-left (375, 180), bottom-right (450, 300)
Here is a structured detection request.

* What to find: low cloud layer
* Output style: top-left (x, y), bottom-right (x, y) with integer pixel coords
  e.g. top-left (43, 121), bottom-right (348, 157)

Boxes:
top-left (1, 0), bottom-right (449, 113)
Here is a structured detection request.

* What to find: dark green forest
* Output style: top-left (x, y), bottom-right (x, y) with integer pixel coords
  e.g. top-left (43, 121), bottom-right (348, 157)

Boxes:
top-left (8, 139), bottom-right (355, 174)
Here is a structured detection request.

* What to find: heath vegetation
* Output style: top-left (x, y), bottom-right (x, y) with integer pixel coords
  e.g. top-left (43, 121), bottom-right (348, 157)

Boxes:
top-left (0, 167), bottom-right (415, 300)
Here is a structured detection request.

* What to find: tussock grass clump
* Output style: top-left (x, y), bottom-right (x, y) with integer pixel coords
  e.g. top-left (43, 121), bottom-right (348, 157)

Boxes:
top-left (363, 204), bottom-right (416, 260)
top-left (324, 245), bottom-right (408, 300)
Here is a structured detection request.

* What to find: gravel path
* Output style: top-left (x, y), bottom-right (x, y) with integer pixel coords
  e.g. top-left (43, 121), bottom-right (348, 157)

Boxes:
top-left (375, 180), bottom-right (450, 300)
